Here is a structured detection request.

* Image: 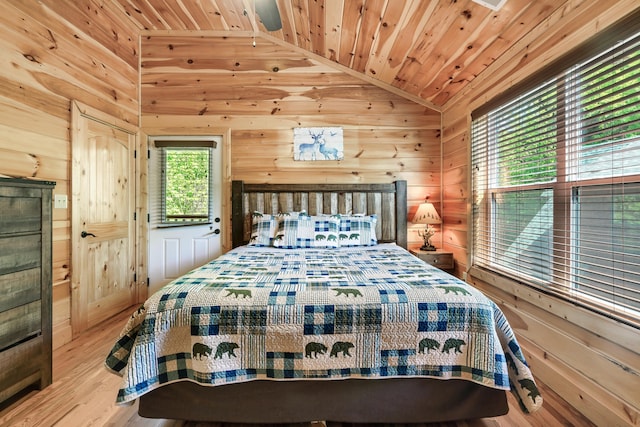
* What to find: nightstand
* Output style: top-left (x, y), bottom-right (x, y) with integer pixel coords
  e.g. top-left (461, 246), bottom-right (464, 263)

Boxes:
top-left (409, 247), bottom-right (454, 271)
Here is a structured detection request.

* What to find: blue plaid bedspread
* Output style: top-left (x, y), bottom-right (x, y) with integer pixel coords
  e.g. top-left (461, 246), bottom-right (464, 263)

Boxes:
top-left (105, 244), bottom-right (542, 413)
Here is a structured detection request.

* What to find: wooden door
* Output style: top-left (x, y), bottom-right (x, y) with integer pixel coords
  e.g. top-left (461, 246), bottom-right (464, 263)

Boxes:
top-left (71, 102), bottom-right (138, 336)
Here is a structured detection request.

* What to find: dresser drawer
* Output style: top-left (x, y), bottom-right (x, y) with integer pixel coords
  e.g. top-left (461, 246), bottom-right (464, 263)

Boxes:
top-left (0, 234), bottom-right (41, 276)
top-left (0, 268), bottom-right (41, 312)
top-left (0, 336), bottom-right (44, 403)
top-left (0, 301), bottom-right (41, 351)
top-left (0, 195), bottom-right (42, 234)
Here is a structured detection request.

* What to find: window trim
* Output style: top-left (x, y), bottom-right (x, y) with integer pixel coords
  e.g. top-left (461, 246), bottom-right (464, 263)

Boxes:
top-left (150, 136), bottom-right (217, 228)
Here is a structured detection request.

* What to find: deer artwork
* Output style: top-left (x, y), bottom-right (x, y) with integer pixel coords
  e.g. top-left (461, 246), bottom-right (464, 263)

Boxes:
top-left (319, 138), bottom-right (339, 160)
top-left (318, 129), bottom-right (342, 160)
top-left (297, 129), bottom-right (323, 160)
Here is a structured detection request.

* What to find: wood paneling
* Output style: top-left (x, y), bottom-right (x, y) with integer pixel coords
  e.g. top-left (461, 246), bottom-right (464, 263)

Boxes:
top-left (140, 35), bottom-right (441, 250)
top-left (0, 0), bottom-right (139, 350)
top-left (112, 0), bottom-right (568, 107)
top-left (0, 2), bottom-right (638, 424)
top-left (441, 1), bottom-right (640, 425)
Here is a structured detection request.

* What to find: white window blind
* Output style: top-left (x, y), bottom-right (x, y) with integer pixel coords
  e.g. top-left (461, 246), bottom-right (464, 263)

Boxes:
top-left (471, 19), bottom-right (640, 326)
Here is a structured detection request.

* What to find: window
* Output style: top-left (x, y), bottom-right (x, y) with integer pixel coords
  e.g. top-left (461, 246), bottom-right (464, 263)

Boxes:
top-left (471, 16), bottom-right (640, 326)
top-left (153, 138), bottom-right (216, 226)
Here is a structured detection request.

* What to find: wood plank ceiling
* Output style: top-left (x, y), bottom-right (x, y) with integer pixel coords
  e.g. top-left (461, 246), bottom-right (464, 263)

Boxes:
top-left (111, 0), bottom-right (564, 109)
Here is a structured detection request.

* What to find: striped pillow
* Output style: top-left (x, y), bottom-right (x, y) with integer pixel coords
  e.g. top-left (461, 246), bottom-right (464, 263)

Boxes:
top-left (248, 212), bottom-right (278, 247)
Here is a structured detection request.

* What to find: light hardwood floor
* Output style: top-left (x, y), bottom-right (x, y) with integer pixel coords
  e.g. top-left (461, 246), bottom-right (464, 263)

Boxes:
top-left (0, 308), bottom-right (595, 427)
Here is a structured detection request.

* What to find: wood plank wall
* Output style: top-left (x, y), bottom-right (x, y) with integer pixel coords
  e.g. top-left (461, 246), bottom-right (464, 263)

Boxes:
top-left (0, 1), bottom-right (440, 351)
top-left (140, 35), bottom-right (442, 251)
top-left (0, 0), bottom-right (139, 349)
top-left (3, 2), bottom-right (638, 423)
top-left (441, 1), bottom-right (640, 425)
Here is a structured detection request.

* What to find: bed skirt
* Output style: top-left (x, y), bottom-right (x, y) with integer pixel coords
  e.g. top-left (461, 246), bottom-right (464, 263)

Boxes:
top-left (138, 378), bottom-right (509, 423)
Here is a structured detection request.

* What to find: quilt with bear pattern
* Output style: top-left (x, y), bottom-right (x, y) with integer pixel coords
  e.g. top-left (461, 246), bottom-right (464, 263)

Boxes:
top-left (105, 243), bottom-right (542, 413)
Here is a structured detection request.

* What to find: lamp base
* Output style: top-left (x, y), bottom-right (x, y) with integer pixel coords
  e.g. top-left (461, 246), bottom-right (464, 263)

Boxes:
top-left (419, 244), bottom-right (436, 251)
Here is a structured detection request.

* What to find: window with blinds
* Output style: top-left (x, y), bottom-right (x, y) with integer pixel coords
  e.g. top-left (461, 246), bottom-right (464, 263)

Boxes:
top-left (471, 19), bottom-right (640, 326)
top-left (152, 138), bottom-right (216, 226)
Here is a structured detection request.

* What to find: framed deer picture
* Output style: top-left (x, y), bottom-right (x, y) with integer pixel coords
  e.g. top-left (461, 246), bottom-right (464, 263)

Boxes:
top-left (293, 127), bottom-right (344, 161)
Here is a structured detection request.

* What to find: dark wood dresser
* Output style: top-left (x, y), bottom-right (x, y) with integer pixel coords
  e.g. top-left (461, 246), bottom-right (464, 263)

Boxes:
top-left (0, 178), bottom-right (55, 404)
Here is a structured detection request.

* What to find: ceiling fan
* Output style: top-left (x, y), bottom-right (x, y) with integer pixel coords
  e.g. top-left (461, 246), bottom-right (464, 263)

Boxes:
top-left (254, 0), bottom-right (282, 31)
top-left (471, 0), bottom-right (507, 10)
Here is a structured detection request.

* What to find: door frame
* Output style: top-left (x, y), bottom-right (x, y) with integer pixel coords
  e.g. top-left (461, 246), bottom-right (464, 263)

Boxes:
top-left (70, 101), bottom-right (141, 337)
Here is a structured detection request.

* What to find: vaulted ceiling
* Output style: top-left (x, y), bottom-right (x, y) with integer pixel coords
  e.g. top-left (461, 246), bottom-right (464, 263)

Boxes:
top-left (111, 0), bottom-right (565, 110)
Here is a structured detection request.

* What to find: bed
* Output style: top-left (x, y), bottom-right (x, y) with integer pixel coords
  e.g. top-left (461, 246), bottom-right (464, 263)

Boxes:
top-left (105, 180), bottom-right (542, 423)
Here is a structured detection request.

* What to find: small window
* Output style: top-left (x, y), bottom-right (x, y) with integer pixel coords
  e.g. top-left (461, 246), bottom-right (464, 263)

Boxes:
top-left (161, 147), bottom-right (211, 224)
top-left (152, 137), bottom-right (217, 226)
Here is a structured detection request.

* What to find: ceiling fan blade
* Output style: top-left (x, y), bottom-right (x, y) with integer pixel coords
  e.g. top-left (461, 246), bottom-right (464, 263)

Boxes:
top-left (255, 0), bottom-right (282, 31)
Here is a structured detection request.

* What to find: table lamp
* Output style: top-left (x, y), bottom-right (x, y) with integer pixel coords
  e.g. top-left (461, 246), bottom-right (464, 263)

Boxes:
top-left (412, 202), bottom-right (441, 251)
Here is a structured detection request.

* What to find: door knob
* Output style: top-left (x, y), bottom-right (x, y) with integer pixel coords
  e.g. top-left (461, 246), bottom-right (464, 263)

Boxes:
top-left (81, 231), bottom-right (96, 238)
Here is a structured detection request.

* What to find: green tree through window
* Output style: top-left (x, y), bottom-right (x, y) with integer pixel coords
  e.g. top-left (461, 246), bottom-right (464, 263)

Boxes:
top-left (162, 148), bottom-right (211, 223)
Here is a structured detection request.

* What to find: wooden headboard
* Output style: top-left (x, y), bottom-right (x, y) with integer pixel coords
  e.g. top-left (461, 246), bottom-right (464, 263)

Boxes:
top-left (231, 181), bottom-right (407, 249)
